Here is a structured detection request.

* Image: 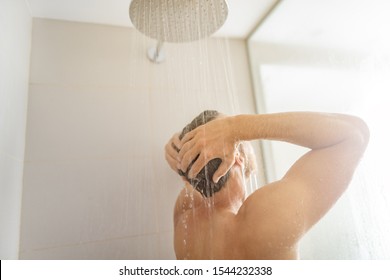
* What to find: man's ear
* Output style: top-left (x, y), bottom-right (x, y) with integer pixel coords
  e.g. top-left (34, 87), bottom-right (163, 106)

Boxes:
top-left (235, 153), bottom-right (245, 169)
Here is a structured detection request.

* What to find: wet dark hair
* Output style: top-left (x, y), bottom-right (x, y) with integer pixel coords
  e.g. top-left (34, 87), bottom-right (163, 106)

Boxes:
top-left (177, 110), bottom-right (230, 197)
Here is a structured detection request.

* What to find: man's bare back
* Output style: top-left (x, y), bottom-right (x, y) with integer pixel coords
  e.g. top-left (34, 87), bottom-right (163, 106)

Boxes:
top-left (174, 185), bottom-right (299, 259)
top-left (166, 111), bottom-right (369, 259)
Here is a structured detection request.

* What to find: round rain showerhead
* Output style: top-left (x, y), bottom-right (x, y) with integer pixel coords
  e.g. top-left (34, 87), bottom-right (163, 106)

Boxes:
top-left (129, 0), bottom-right (229, 43)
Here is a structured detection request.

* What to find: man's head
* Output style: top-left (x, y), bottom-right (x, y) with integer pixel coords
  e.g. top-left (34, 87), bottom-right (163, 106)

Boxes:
top-left (177, 110), bottom-right (256, 197)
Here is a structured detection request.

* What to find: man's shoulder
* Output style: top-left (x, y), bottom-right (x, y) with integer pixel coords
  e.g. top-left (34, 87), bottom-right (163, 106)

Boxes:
top-left (237, 180), bottom-right (294, 223)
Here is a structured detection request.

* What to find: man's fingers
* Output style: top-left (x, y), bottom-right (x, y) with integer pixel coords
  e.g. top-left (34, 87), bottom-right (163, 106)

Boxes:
top-left (172, 133), bottom-right (181, 151)
top-left (188, 152), bottom-right (208, 178)
top-left (165, 135), bottom-right (183, 172)
top-left (179, 129), bottom-right (196, 148)
top-left (178, 139), bottom-right (196, 163)
top-left (165, 152), bottom-right (178, 172)
top-left (179, 146), bottom-right (200, 173)
top-left (165, 141), bottom-right (178, 159)
top-left (171, 142), bottom-right (180, 153)
top-left (212, 159), bottom-right (234, 183)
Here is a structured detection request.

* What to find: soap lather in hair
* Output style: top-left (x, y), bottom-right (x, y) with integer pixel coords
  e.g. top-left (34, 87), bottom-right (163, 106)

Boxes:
top-left (175, 110), bottom-right (229, 197)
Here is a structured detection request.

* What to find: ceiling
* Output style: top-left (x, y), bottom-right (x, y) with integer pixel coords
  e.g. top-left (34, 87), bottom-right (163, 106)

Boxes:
top-left (251, 0), bottom-right (390, 54)
top-left (26, 0), bottom-right (279, 39)
top-left (25, 0), bottom-right (390, 52)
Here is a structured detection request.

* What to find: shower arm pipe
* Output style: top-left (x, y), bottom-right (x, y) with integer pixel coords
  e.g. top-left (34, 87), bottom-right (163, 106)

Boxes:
top-left (154, 40), bottom-right (164, 61)
top-left (148, 40), bottom-right (165, 63)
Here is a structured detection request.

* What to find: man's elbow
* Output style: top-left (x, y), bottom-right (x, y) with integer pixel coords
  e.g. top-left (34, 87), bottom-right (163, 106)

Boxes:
top-left (349, 116), bottom-right (370, 150)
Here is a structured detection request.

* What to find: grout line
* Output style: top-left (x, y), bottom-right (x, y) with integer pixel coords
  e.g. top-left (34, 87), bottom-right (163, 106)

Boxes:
top-left (23, 155), bottom-right (154, 164)
top-left (27, 82), bottom-right (240, 93)
top-left (28, 83), bottom-right (137, 91)
top-left (19, 231), bottom-right (172, 254)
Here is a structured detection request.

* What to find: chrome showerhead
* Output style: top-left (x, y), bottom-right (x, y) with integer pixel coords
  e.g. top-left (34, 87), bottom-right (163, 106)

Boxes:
top-left (129, 0), bottom-right (229, 43)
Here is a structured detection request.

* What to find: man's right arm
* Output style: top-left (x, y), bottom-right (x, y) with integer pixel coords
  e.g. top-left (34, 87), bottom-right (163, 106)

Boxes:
top-left (236, 112), bottom-right (369, 243)
top-left (178, 112), bottom-right (369, 243)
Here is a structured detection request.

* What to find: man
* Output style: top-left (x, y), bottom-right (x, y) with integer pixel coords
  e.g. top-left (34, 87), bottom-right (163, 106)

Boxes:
top-left (165, 110), bottom-right (369, 259)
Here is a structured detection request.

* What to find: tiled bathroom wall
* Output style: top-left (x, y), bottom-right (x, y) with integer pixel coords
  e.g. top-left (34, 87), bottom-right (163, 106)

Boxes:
top-left (0, 0), bottom-right (32, 259)
top-left (19, 18), bottom-right (262, 259)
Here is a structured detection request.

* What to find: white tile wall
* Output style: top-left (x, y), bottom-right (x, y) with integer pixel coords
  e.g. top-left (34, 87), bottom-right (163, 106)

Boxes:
top-left (0, 155), bottom-right (24, 258)
top-left (0, 0), bottom-right (32, 259)
top-left (29, 20), bottom-right (134, 87)
top-left (158, 231), bottom-right (176, 260)
top-left (25, 85), bottom-right (152, 161)
top-left (20, 158), bottom-right (158, 252)
top-left (21, 18), bottom-right (260, 259)
top-left (20, 234), bottom-right (160, 260)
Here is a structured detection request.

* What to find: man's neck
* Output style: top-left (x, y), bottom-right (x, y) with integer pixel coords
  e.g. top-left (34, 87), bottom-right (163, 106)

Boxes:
top-left (202, 166), bottom-right (245, 213)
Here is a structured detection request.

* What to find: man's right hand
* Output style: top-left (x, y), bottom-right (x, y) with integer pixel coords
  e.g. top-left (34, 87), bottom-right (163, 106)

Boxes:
top-left (177, 116), bottom-right (238, 183)
top-left (164, 133), bottom-right (182, 173)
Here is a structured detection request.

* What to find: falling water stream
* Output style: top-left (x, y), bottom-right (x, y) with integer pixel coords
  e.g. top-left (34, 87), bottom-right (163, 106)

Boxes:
top-left (128, 0), bottom-right (263, 259)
